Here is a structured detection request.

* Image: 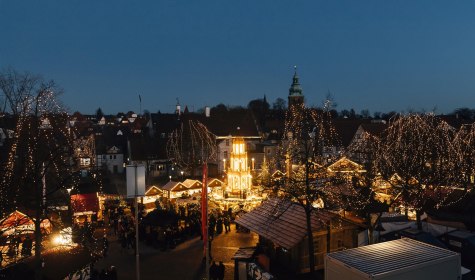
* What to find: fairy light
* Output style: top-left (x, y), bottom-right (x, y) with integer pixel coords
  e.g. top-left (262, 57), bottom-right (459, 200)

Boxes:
top-left (0, 84), bottom-right (89, 259)
top-left (167, 119), bottom-right (217, 174)
top-left (373, 114), bottom-right (472, 216)
top-left (269, 102), bottom-right (343, 205)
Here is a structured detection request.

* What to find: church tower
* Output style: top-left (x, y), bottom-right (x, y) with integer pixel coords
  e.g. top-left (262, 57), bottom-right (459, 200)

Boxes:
top-left (288, 66), bottom-right (305, 107)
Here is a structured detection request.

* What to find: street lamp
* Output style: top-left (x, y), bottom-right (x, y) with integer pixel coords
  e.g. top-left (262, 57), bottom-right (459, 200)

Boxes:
top-left (181, 171), bottom-right (184, 180)
top-left (223, 158), bottom-right (226, 172)
top-left (169, 175), bottom-right (172, 181)
top-left (251, 158), bottom-right (255, 170)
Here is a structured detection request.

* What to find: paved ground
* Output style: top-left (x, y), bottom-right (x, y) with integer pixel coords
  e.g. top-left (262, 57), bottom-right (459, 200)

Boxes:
top-left (93, 224), bottom-right (258, 280)
top-left (204, 227), bottom-right (258, 280)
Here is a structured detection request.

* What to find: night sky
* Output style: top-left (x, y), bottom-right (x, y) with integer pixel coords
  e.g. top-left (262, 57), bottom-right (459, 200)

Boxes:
top-left (1, 1), bottom-right (474, 115)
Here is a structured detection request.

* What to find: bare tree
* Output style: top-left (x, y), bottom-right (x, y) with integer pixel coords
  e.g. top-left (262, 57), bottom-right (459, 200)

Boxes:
top-left (0, 68), bottom-right (61, 115)
top-left (347, 132), bottom-right (389, 244)
top-left (0, 69), bottom-right (75, 279)
top-left (376, 114), bottom-right (462, 230)
top-left (452, 123), bottom-right (475, 190)
top-left (167, 118), bottom-right (217, 279)
top-left (267, 102), bottom-right (340, 275)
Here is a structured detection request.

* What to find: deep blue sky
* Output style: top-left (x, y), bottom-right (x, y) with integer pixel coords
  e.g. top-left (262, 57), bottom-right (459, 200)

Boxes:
top-left (1, 1), bottom-right (474, 115)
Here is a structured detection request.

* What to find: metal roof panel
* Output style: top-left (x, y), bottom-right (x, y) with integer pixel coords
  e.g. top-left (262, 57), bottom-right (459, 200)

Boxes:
top-left (327, 238), bottom-right (459, 276)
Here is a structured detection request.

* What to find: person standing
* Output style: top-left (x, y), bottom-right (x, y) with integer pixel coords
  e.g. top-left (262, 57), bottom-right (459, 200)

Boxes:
top-left (210, 261), bottom-right (218, 280)
top-left (224, 216), bottom-right (230, 233)
top-left (217, 261), bottom-right (225, 280)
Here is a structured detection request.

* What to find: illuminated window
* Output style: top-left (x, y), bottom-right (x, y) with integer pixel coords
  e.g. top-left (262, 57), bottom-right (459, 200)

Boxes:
top-left (80, 158), bottom-right (91, 167)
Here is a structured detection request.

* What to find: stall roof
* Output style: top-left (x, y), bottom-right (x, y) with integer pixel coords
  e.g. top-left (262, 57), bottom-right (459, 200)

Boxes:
top-left (327, 238), bottom-right (459, 276)
top-left (71, 193), bottom-right (99, 213)
top-left (0, 211), bottom-right (32, 229)
top-left (181, 179), bottom-right (202, 189)
top-left (235, 198), bottom-right (356, 250)
top-left (161, 181), bottom-right (187, 192)
top-left (232, 247), bottom-right (257, 261)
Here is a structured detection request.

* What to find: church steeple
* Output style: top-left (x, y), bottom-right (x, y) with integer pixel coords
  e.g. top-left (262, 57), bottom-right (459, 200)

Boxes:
top-left (175, 98), bottom-right (181, 115)
top-left (288, 66), bottom-right (304, 107)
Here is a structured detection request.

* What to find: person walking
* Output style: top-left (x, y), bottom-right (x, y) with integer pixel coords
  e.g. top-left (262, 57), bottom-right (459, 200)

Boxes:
top-left (217, 261), bottom-right (225, 280)
top-left (224, 216), bottom-right (230, 233)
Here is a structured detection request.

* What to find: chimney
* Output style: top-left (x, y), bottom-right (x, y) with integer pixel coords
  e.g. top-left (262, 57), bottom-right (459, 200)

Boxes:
top-left (205, 106), bottom-right (210, 117)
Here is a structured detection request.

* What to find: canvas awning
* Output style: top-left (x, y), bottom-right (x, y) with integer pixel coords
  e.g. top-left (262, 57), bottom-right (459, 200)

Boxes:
top-left (71, 193), bottom-right (99, 214)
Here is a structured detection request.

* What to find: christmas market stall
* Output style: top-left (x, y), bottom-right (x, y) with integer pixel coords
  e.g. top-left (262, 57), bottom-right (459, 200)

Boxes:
top-left (70, 193), bottom-right (101, 226)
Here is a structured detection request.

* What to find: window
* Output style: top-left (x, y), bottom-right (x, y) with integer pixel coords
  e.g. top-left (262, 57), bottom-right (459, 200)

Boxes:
top-left (226, 139), bottom-right (229, 146)
top-left (109, 155), bottom-right (112, 160)
top-left (224, 151), bottom-right (228, 159)
top-left (80, 158), bottom-right (91, 167)
top-left (113, 155), bottom-right (116, 159)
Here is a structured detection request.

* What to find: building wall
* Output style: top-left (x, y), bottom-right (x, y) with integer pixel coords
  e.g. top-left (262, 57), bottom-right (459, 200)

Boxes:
top-left (96, 153), bottom-right (124, 174)
top-left (297, 228), bottom-right (358, 273)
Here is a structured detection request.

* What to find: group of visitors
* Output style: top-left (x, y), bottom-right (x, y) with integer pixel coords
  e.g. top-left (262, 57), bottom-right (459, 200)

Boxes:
top-left (209, 213), bottom-right (232, 239)
top-left (106, 208), bottom-right (138, 253)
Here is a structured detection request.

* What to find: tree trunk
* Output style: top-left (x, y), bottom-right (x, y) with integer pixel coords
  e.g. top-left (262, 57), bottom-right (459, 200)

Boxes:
top-left (416, 210), bottom-right (423, 230)
top-left (305, 207), bottom-right (316, 275)
top-left (34, 214), bottom-right (43, 280)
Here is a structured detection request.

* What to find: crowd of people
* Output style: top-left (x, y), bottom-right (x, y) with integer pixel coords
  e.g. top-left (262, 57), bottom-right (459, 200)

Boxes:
top-left (208, 212), bottom-right (232, 239)
top-left (84, 201), bottom-right (240, 279)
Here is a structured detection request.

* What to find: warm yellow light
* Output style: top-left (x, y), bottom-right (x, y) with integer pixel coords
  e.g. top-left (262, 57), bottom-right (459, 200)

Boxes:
top-left (52, 227), bottom-right (73, 246)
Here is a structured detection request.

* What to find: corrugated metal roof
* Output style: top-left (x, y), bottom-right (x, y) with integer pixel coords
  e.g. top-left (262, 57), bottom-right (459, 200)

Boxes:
top-left (327, 238), bottom-right (459, 276)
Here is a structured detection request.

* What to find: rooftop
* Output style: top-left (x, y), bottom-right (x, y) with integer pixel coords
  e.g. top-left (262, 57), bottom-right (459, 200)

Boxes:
top-left (327, 238), bottom-right (459, 276)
